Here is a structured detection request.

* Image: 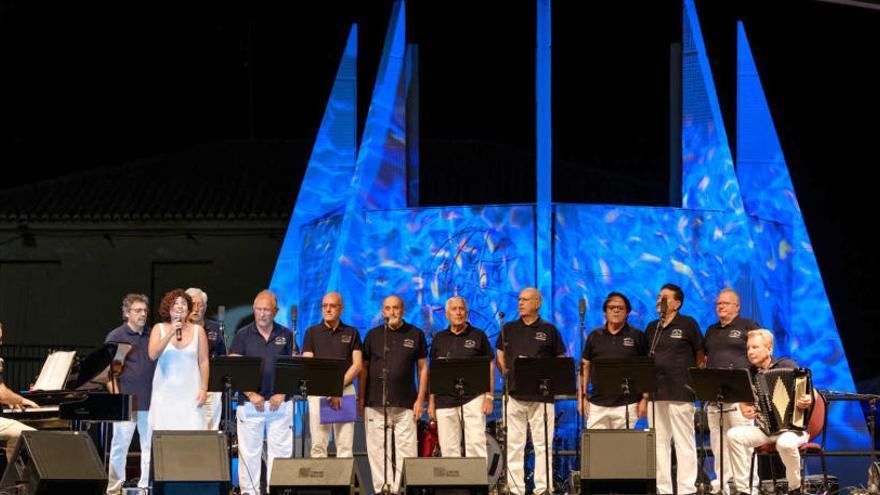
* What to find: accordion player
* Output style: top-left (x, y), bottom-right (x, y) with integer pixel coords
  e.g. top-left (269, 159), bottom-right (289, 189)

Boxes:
top-left (726, 329), bottom-right (815, 495)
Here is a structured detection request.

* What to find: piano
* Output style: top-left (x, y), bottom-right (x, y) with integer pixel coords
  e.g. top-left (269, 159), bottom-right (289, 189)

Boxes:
top-left (2, 343), bottom-right (135, 429)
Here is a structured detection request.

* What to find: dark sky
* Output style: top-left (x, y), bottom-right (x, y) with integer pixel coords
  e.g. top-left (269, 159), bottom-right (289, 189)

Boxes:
top-left (2, 1), bottom-right (879, 384)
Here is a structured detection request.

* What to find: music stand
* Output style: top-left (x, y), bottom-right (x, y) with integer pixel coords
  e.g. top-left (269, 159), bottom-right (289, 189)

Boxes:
top-left (430, 357), bottom-right (492, 457)
top-left (514, 357), bottom-right (577, 494)
top-left (207, 356), bottom-right (263, 479)
top-left (591, 357), bottom-right (657, 429)
top-left (274, 356), bottom-right (347, 458)
top-left (689, 368), bottom-right (754, 495)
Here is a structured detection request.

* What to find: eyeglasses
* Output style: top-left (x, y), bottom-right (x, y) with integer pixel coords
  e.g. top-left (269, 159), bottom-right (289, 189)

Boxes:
top-left (716, 301), bottom-right (737, 307)
top-left (606, 305), bottom-right (627, 312)
top-left (254, 307), bottom-right (275, 314)
top-left (129, 308), bottom-right (147, 314)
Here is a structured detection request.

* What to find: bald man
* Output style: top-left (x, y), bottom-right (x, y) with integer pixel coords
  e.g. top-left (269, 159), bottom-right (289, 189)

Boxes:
top-left (302, 292), bottom-right (362, 458)
top-left (229, 290), bottom-right (294, 495)
top-left (359, 295), bottom-right (428, 494)
top-left (703, 289), bottom-right (760, 495)
top-left (496, 288), bottom-right (566, 495)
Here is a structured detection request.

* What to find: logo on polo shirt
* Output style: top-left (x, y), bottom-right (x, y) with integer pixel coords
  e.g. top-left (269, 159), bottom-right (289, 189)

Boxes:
top-left (207, 331), bottom-right (218, 341)
top-left (341, 334), bottom-right (352, 344)
top-left (464, 339), bottom-right (476, 349)
top-left (403, 338), bottom-right (415, 349)
top-left (670, 328), bottom-right (683, 339)
top-left (535, 332), bottom-right (547, 341)
top-left (274, 336), bottom-right (287, 345)
top-left (729, 329), bottom-right (742, 339)
top-left (623, 337), bottom-right (635, 347)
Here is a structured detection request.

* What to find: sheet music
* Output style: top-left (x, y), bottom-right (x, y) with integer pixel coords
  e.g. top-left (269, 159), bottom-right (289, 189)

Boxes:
top-left (32, 350), bottom-right (76, 391)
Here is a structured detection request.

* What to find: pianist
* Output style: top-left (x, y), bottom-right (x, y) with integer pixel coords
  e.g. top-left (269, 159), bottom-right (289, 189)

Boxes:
top-left (0, 321), bottom-right (39, 460)
top-left (105, 294), bottom-right (156, 495)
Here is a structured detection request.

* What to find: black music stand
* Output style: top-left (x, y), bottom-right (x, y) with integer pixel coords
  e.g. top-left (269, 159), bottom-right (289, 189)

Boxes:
top-left (207, 356), bottom-right (263, 479)
top-left (274, 356), bottom-right (347, 458)
top-left (514, 357), bottom-right (577, 495)
top-left (591, 357), bottom-right (657, 429)
top-left (689, 368), bottom-right (754, 495)
top-left (430, 357), bottom-right (492, 457)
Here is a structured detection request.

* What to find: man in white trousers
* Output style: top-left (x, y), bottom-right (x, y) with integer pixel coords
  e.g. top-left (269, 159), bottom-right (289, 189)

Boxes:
top-left (427, 296), bottom-right (494, 459)
top-left (185, 287), bottom-right (227, 430)
top-left (358, 295), bottom-right (428, 494)
top-left (104, 294), bottom-right (155, 495)
top-left (702, 289), bottom-right (760, 494)
top-left (301, 292), bottom-right (362, 457)
top-left (727, 329), bottom-right (813, 495)
top-left (645, 283), bottom-right (704, 495)
top-left (496, 287), bottom-right (566, 495)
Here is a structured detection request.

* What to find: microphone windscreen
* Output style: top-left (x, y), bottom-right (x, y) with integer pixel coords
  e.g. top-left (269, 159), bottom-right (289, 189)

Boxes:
top-left (578, 298), bottom-right (586, 315)
top-left (218, 305), bottom-right (225, 322)
top-left (290, 304), bottom-right (298, 322)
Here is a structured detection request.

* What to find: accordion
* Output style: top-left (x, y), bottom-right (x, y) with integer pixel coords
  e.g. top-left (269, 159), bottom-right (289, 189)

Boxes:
top-left (751, 367), bottom-right (813, 436)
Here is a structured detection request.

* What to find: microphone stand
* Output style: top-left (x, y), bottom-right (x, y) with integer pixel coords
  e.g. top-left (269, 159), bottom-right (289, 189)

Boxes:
top-left (647, 304), bottom-right (668, 438)
top-left (577, 304), bottom-right (586, 475)
top-left (381, 318), bottom-right (392, 495)
top-left (497, 310), bottom-right (511, 495)
top-left (290, 313), bottom-right (301, 459)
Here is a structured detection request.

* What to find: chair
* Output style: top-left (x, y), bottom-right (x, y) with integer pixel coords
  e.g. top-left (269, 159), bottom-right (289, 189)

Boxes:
top-left (748, 390), bottom-right (828, 493)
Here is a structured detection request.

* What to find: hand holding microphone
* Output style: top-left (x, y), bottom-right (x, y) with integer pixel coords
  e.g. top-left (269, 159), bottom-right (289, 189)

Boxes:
top-left (174, 309), bottom-right (184, 341)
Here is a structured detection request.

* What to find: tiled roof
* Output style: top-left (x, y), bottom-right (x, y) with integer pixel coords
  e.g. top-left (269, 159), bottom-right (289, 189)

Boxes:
top-left (0, 140), bottom-right (310, 223)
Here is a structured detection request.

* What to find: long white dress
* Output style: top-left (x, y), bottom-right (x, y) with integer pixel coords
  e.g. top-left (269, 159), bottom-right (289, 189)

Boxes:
top-left (149, 323), bottom-right (205, 430)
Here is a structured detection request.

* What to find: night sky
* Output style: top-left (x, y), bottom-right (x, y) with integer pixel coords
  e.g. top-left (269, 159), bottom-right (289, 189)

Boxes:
top-left (2, 1), bottom-right (879, 385)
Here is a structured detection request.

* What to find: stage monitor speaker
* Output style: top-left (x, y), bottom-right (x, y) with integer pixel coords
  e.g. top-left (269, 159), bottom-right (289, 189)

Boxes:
top-left (0, 430), bottom-right (105, 495)
top-left (402, 457), bottom-right (489, 495)
top-left (581, 429), bottom-right (656, 495)
top-left (151, 430), bottom-right (230, 495)
top-left (269, 457), bottom-right (361, 494)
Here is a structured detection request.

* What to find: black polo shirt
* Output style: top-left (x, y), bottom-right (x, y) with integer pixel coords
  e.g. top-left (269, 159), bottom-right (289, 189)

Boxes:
top-left (229, 322), bottom-right (293, 398)
top-left (645, 313), bottom-right (703, 402)
top-left (302, 321), bottom-right (362, 369)
top-left (105, 323), bottom-right (156, 411)
top-left (494, 317), bottom-right (566, 403)
top-left (582, 323), bottom-right (647, 406)
top-left (363, 322), bottom-right (428, 408)
top-left (430, 324), bottom-right (493, 409)
top-left (704, 316), bottom-right (759, 369)
top-left (204, 319), bottom-right (228, 358)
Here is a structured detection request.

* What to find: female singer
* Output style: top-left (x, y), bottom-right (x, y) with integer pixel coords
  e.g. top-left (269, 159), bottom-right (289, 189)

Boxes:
top-left (148, 288), bottom-right (209, 430)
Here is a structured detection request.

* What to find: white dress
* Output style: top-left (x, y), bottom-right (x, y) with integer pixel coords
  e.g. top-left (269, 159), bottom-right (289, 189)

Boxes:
top-left (149, 323), bottom-right (205, 430)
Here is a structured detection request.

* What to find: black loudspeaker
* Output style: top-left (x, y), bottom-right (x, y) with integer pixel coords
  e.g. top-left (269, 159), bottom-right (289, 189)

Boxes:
top-left (0, 430), bottom-right (105, 494)
top-left (151, 430), bottom-right (230, 495)
top-left (402, 457), bottom-right (489, 495)
top-left (269, 457), bottom-right (361, 494)
top-left (581, 429), bottom-right (656, 495)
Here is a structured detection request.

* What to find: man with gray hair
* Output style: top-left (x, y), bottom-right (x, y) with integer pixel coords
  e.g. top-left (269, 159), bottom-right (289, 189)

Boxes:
top-left (185, 287), bottom-right (227, 430)
top-left (427, 296), bottom-right (494, 460)
top-left (105, 294), bottom-right (155, 494)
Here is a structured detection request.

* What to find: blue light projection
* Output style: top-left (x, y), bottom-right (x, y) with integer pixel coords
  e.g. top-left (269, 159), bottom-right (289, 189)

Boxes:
top-left (735, 22), bottom-right (864, 448)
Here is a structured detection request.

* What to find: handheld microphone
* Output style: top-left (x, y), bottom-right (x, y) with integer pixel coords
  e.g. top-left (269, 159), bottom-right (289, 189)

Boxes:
top-left (660, 297), bottom-right (668, 314)
top-left (175, 310), bottom-right (183, 342)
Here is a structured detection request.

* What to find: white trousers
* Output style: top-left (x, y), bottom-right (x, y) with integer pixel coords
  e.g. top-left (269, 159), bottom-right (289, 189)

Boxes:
top-left (587, 402), bottom-right (639, 430)
top-left (728, 426), bottom-right (808, 493)
top-left (707, 403), bottom-right (754, 494)
top-left (236, 400), bottom-right (293, 495)
top-left (436, 395), bottom-right (487, 460)
top-left (204, 391), bottom-right (223, 430)
top-left (307, 384), bottom-right (356, 457)
top-left (107, 410), bottom-right (151, 494)
top-left (0, 417), bottom-right (34, 461)
top-left (365, 406), bottom-right (417, 494)
top-left (507, 397), bottom-right (555, 495)
top-left (649, 400), bottom-right (697, 495)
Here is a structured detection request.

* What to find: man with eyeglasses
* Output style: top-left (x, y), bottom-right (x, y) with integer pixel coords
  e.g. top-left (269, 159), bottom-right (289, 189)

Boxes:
top-left (105, 294), bottom-right (155, 495)
top-left (229, 290), bottom-right (294, 495)
top-left (702, 288), bottom-right (760, 495)
top-left (579, 292), bottom-right (647, 429)
top-left (301, 292), bottom-right (362, 458)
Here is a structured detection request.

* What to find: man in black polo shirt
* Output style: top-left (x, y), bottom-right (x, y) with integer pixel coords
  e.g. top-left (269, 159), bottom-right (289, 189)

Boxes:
top-left (703, 288), bottom-right (759, 495)
top-left (358, 295), bottom-right (428, 494)
top-left (496, 287), bottom-right (566, 495)
top-left (427, 296), bottom-right (494, 460)
top-left (579, 291), bottom-right (647, 429)
top-left (229, 290), bottom-right (294, 495)
top-left (302, 291), bottom-right (362, 458)
top-left (105, 293), bottom-right (155, 495)
top-left (186, 287), bottom-right (228, 430)
top-left (645, 283), bottom-right (704, 495)
top-left (727, 329), bottom-right (813, 495)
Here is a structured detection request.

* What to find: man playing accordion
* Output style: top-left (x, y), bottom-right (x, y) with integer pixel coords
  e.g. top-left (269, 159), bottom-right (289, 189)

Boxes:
top-left (727, 329), bottom-right (814, 495)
